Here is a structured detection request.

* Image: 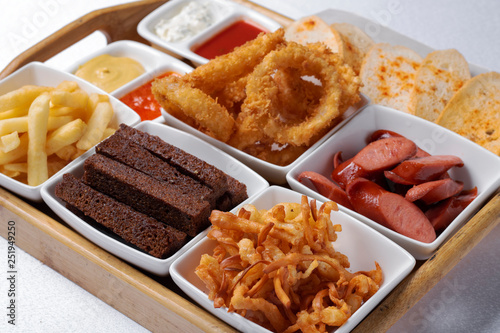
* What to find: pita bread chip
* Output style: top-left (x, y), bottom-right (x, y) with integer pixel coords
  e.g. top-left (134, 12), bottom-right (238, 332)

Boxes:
top-left (332, 22), bottom-right (375, 74)
top-left (409, 49), bottom-right (471, 121)
top-left (360, 43), bottom-right (423, 113)
top-left (285, 15), bottom-right (344, 55)
top-left (436, 71), bottom-right (500, 155)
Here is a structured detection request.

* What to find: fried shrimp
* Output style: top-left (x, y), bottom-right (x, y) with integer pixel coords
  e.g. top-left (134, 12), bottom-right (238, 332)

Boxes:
top-left (152, 75), bottom-right (235, 141)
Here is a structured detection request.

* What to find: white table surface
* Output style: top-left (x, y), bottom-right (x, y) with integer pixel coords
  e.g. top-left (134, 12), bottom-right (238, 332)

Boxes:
top-left (0, 0), bottom-right (499, 332)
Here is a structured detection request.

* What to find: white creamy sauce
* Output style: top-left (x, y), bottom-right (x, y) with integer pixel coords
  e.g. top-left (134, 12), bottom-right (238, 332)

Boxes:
top-left (154, 1), bottom-right (216, 43)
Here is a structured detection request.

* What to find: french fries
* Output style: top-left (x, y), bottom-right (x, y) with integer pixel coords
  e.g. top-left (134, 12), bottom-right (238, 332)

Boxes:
top-left (0, 82), bottom-right (116, 185)
top-left (27, 93), bottom-right (50, 186)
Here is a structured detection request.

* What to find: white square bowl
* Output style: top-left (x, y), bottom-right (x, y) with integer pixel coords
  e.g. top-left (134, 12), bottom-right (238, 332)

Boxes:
top-left (137, 0), bottom-right (282, 66)
top-left (170, 185), bottom-right (416, 333)
top-left (162, 95), bottom-right (369, 185)
top-left (65, 40), bottom-right (188, 93)
top-left (0, 61), bottom-right (141, 202)
top-left (111, 59), bottom-right (194, 122)
top-left (40, 121), bottom-right (269, 276)
top-left (287, 105), bottom-right (500, 259)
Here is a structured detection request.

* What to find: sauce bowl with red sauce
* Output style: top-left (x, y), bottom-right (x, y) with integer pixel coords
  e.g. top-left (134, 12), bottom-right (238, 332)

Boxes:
top-left (138, 0), bottom-right (282, 66)
top-left (113, 61), bottom-right (194, 122)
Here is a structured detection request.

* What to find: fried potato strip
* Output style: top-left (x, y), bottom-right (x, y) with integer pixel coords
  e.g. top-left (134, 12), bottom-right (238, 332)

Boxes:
top-left (196, 196), bottom-right (383, 332)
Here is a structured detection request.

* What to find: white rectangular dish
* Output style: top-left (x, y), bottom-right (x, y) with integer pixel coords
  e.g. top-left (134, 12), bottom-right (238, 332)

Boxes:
top-left (287, 105), bottom-right (500, 260)
top-left (41, 121), bottom-right (269, 276)
top-left (0, 61), bottom-right (141, 202)
top-left (170, 185), bottom-right (416, 333)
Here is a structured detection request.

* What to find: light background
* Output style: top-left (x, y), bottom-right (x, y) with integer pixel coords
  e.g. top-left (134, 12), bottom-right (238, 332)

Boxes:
top-left (0, 0), bottom-right (499, 332)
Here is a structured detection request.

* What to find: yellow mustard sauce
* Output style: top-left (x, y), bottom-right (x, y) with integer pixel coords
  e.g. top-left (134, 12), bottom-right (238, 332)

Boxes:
top-left (74, 54), bottom-right (145, 92)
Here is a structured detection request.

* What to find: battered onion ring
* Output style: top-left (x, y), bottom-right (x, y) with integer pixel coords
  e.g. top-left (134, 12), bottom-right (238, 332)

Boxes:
top-left (184, 29), bottom-right (285, 95)
top-left (152, 75), bottom-right (235, 142)
top-left (242, 42), bottom-right (343, 146)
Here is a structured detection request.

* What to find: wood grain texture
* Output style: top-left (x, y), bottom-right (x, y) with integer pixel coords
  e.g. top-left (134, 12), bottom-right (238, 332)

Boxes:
top-left (0, 186), bottom-right (235, 332)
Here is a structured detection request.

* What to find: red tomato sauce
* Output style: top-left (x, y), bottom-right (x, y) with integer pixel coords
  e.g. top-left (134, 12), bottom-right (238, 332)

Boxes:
top-left (120, 72), bottom-right (178, 121)
top-left (193, 20), bottom-right (267, 59)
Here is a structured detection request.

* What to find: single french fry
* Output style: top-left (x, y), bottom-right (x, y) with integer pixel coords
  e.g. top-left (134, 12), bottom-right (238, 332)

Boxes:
top-left (50, 89), bottom-right (89, 109)
top-left (0, 107), bottom-right (29, 120)
top-left (0, 117), bottom-right (29, 136)
top-left (0, 131), bottom-right (21, 153)
top-left (0, 115), bottom-right (73, 136)
top-left (49, 106), bottom-right (74, 117)
top-left (101, 127), bottom-right (116, 141)
top-left (47, 155), bottom-right (67, 177)
top-left (3, 162), bottom-right (27, 173)
top-left (46, 119), bottom-right (87, 155)
top-left (56, 80), bottom-right (79, 92)
top-left (27, 93), bottom-right (50, 186)
top-left (72, 148), bottom-right (86, 160)
top-left (0, 85), bottom-right (52, 112)
top-left (55, 144), bottom-right (77, 161)
top-left (84, 93), bottom-right (109, 122)
top-left (0, 132), bottom-right (29, 165)
top-left (48, 115), bottom-right (75, 130)
top-left (76, 101), bottom-right (113, 151)
top-left (0, 166), bottom-right (20, 178)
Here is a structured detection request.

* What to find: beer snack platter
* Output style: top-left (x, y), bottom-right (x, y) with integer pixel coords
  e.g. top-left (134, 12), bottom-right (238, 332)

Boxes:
top-left (0, 1), bottom-right (498, 332)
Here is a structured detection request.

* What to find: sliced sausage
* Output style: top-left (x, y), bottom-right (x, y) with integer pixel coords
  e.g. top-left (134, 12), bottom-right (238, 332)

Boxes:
top-left (405, 179), bottom-right (464, 204)
top-left (332, 151), bottom-right (343, 169)
top-left (353, 137), bottom-right (417, 173)
top-left (346, 178), bottom-right (436, 243)
top-left (384, 170), bottom-right (415, 185)
top-left (388, 155), bottom-right (464, 185)
top-left (297, 171), bottom-right (353, 210)
top-left (331, 158), bottom-right (367, 189)
top-left (426, 187), bottom-right (478, 233)
top-left (369, 129), bottom-right (430, 158)
top-left (369, 129), bottom-right (403, 142)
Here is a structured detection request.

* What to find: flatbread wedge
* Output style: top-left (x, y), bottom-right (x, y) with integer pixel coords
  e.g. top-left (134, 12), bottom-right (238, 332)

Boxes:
top-left (331, 22), bottom-right (375, 75)
top-left (284, 15), bottom-right (344, 55)
top-left (436, 71), bottom-right (500, 155)
top-left (408, 49), bottom-right (471, 121)
top-left (360, 43), bottom-right (423, 113)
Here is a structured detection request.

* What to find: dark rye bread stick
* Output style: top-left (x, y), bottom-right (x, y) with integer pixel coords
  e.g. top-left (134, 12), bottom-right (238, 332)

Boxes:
top-left (216, 174), bottom-right (249, 211)
top-left (83, 154), bottom-right (211, 236)
top-left (95, 133), bottom-right (218, 208)
top-left (115, 124), bottom-right (228, 198)
top-left (55, 173), bottom-right (187, 259)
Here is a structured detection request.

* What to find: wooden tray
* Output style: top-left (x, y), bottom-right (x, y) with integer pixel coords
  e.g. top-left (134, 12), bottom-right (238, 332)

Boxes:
top-left (1, 1), bottom-right (499, 332)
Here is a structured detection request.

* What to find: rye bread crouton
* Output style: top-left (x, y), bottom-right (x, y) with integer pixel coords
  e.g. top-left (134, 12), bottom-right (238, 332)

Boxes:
top-left (55, 173), bottom-right (187, 259)
top-left (82, 154), bottom-right (211, 236)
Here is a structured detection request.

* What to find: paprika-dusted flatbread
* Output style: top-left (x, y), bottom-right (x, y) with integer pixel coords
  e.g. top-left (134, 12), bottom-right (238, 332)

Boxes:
top-left (436, 71), bottom-right (500, 155)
